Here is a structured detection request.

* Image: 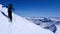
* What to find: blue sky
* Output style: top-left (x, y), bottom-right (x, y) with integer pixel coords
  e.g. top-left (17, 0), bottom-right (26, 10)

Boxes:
top-left (0, 0), bottom-right (60, 17)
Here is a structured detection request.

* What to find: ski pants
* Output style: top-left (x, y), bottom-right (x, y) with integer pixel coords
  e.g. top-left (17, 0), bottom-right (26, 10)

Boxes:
top-left (8, 11), bottom-right (12, 21)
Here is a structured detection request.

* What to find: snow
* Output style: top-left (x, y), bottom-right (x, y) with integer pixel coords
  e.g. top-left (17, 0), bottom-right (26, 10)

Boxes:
top-left (0, 4), bottom-right (54, 34)
top-left (26, 17), bottom-right (60, 34)
top-left (55, 24), bottom-right (60, 34)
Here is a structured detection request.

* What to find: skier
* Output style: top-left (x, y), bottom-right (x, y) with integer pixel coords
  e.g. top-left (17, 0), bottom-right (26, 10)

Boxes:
top-left (8, 3), bottom-right (15, 22)
top-left (2, 3), bottom-right (15, 22)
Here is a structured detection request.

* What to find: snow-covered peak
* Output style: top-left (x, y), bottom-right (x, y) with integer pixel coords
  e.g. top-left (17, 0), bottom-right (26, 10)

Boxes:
top-left (0, 4), bottom-right (54, 34)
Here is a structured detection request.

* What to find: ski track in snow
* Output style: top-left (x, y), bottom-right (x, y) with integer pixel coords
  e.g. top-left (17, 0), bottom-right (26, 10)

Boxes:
top-left (0, 4), bottom-right (59, 34)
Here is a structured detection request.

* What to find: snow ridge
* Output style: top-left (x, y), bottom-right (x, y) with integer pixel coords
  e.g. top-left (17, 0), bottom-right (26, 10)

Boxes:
top-left (0, 4), bottom-right (54, 34)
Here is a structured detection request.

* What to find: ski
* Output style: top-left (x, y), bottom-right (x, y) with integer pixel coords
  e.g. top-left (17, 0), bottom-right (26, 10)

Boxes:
top-left (1, 11), bottom-right (8, 18)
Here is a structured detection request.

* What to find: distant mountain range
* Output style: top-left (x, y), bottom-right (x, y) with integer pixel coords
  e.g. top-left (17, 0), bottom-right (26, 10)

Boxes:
top-left (25, 17), bottom-right (60, 25)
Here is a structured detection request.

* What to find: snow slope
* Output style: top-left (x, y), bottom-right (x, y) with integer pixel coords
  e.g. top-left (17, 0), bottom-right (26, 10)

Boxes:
top-left (0, 4), bottom-right (54, 34)
top-left (55, 24), bottom-right (60, 34)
